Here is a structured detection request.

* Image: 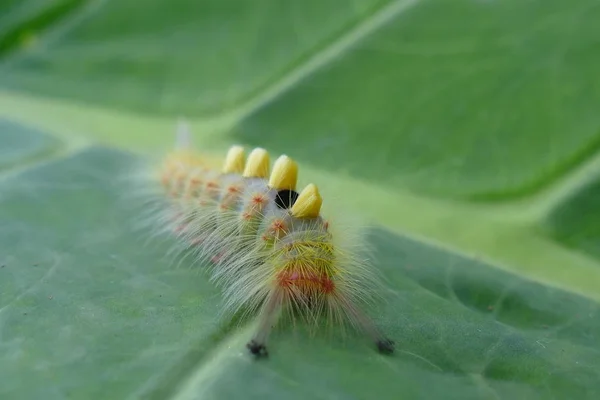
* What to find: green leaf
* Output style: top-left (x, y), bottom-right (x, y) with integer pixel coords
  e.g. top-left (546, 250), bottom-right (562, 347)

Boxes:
top-left (0, 119), bottom-right (60, 170)
top-left (2, 130), bottom-right (599, 399)
top-left (544, 175), bottom-right (600, 258)
top-left (0, 0), bottom-right (389, 115)
top-left (1, 0), bottom-right (600, 398)
top-left (233, 0), bottom-right (600, 199)
top-left (0, 141), bottom-right (219, 399)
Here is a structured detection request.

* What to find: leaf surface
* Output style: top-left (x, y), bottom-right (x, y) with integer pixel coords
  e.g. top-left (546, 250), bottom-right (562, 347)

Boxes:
top-left (1, 0), bottom-right (600, 398)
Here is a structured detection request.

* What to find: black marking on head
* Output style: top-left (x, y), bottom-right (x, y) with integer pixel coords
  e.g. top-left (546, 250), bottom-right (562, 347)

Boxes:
top-left (274, 189), bottom-right (299, 209)
top-left (247, 340), bottom-right (269, 358)
top-left (376, 338), bottom-right (395, 355)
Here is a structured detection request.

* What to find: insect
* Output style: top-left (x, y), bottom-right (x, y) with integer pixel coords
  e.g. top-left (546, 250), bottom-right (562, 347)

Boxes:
top-left (146, 125), bottom-right (394, 357)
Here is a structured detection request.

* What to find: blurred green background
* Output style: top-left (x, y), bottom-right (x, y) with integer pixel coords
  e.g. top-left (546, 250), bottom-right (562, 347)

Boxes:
top-left (1, 0), bottom-right (600, 399)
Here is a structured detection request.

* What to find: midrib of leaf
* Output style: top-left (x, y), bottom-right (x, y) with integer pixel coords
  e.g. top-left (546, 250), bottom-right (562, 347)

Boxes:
top-left (147, 326), bottom-right (255, 400)
top-left (0, 141), bottom-right (76, 178)
top-left (469, 373), bottom-right (501, 400)
top-left (0, 118), bottom-right (91, 178)
top-left (211, 0), bottom-right (422, 125)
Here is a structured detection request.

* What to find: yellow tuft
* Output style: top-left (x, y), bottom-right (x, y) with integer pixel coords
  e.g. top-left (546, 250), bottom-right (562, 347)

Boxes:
top-left (222, 145), bottom-right (246, 174)
top-left (290, 184), bottom-right (322, 218)
top-left (163, 150), bottom-right (203, 171)
top-left (242, 148), bottom-right (270, 178)
top-left (268, 155), bottom-right (298, 190)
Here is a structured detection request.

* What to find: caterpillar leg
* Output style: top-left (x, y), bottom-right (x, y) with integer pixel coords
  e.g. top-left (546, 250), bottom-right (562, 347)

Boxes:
top-left (246, 340), bottom-right (268, 357)
top-left (376, 338), bottom-right (395, 354)
top-left (333, 293), bottom-right (395, 355)
top-left (246, 289), bottom-right (285, 358)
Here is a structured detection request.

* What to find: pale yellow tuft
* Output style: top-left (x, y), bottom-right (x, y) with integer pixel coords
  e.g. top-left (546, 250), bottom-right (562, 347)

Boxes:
top-left (268, 155), bottom-right (298, 190)
top-left (242, 148), bottom-right (270, 178)
top-left (164, 150), bottom-right (203, 170)
top-left (290, 183), bottom-right (322, 218)
top-left (222, 145), bottom-right (246, 174)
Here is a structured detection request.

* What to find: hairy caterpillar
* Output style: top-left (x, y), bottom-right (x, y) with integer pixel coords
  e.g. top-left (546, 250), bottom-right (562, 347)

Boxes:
top-left (139, 125), bottom-right (395, 357)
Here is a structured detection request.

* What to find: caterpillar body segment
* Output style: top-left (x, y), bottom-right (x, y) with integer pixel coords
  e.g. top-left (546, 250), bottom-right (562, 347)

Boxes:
top-left (153, 131), bottom-right (394, 358)
top-left (220, 184), bottom-right (394, 357)
top-left (129, 140), bottom-right (206, 248)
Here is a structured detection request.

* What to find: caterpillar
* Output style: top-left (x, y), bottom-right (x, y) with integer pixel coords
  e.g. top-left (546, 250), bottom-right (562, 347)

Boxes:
top-left (138, 124), bottom-right (395, 358)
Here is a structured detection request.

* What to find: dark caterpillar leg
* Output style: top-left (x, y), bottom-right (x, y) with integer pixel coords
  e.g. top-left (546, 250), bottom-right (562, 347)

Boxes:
top-left (376, 338), bottom-right (395, 354)
top-left (246, 290), bottom-right (284, 358)
top-left (246, 340), bottom-right (269, 358)
top-left (333, 294), bottom-right (395, 355)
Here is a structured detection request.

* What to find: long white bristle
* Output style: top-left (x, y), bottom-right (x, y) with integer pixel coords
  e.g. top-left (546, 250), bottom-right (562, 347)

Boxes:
top-left (175, 118), bottom-right (192, 149)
